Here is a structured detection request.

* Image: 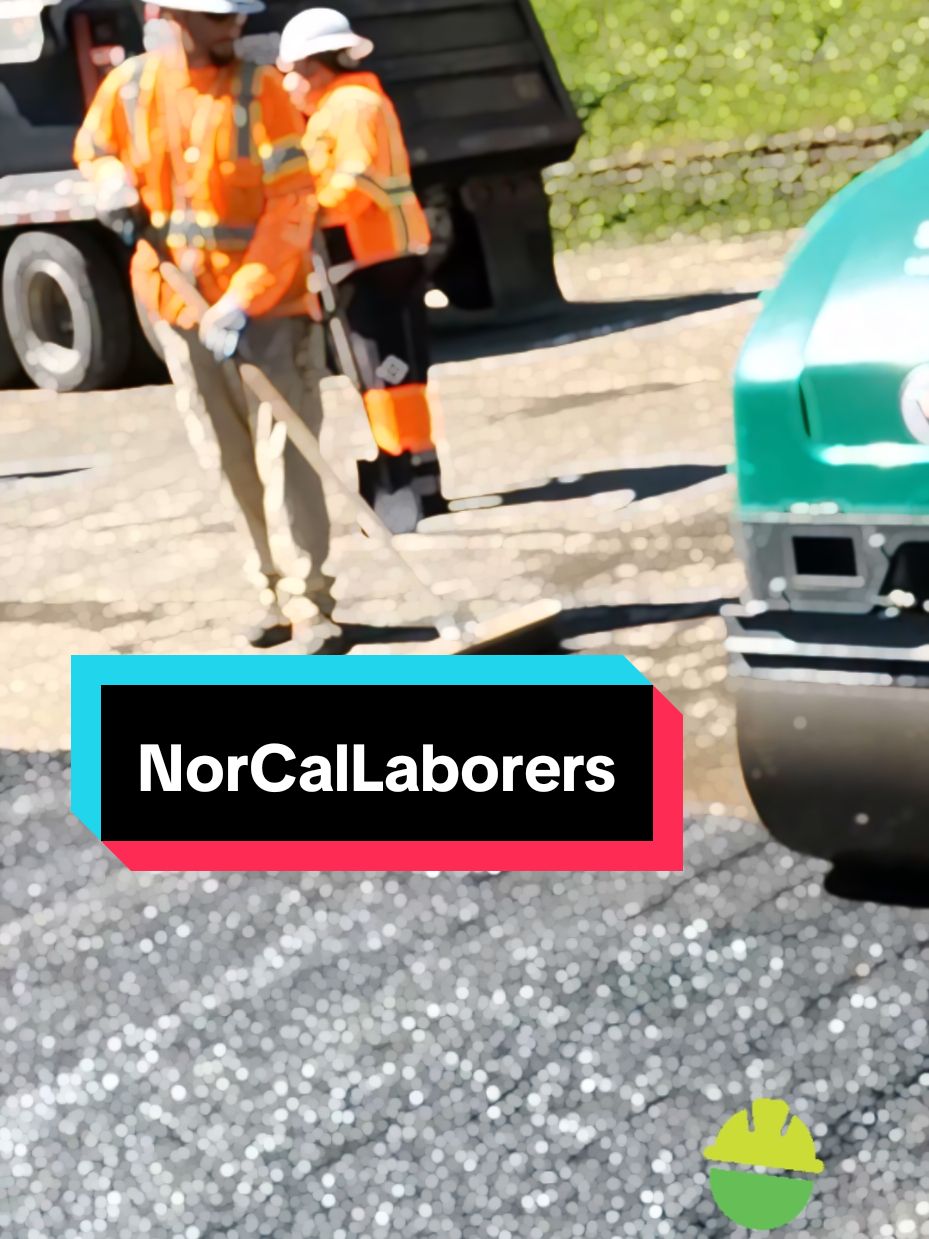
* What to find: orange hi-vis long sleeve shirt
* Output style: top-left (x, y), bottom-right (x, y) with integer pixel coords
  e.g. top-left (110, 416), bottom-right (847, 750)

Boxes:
top-left (301, 72), bottom-right (431, 268)
top-left (74, 47), bottom-right (319, 327)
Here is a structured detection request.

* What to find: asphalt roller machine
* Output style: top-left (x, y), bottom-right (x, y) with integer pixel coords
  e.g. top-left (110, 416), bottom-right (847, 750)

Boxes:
top-left (725, 132), bottom-right (929, 865)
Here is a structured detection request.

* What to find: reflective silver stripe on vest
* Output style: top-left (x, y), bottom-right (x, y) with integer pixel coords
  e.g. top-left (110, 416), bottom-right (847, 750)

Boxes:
top-left (234, 61), bottom-right (260, 161)
top-left (357, 175), bottom-right (416, 200)
top-left (152, 212), bottom-right (254, 250)
top-left (120, 54), bottom-right (150, 165)
top-left (262, 142), bottom-right (305, 179)
top-left (355, 171), bottom-right (417, 248)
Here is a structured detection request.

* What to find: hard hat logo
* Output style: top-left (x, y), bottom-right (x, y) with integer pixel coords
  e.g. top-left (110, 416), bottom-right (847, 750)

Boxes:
top-left (278, 7), bottom-right (374, 68)
top-left (704, 1099), bottom-right (824, 1230)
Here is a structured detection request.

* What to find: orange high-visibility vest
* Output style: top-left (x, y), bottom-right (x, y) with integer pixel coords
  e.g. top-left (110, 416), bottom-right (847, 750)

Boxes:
top-left (74, 46), bottom-right (319, 327)
top-left (302, 71), bottom-right (431, 268)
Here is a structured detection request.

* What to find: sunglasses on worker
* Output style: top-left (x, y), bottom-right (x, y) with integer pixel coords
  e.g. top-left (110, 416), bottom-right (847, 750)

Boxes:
top-left (202, 12), bottom-right (245, 24)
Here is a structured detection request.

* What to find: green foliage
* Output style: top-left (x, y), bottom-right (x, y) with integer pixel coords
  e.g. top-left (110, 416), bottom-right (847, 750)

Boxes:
top-left (536, 0), bottom-right (929, 245)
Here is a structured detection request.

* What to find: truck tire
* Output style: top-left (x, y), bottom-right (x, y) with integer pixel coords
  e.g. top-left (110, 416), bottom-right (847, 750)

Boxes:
top-left (2, 229), bottom-right (133, 392)
top-left (429, 187), bottom-right (493, 311)
top-left (0, 295), bottom-right (23, 387)
top-left (127, 287), bottom-right (169, 386)
top-left (133, 290), bottom-right (165, 365)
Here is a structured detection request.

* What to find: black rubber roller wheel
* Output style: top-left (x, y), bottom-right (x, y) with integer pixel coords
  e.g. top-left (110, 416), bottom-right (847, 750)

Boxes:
top-left (2, 229), bottom-right (133, 391)
top-left (735, 672), bottom-right (929, 865)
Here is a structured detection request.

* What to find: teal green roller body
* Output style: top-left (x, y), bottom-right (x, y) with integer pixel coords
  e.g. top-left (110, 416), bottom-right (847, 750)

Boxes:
top-left (726, 135), bottom-right (929, 865)
top-left (736, 131), bottom-right (929, 513)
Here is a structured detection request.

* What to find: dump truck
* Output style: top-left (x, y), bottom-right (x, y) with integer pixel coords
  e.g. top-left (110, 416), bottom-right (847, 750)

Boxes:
top-left (724, 132), bottom-right (929, 866)
top-left (0, 0), bottom-right (582, 391)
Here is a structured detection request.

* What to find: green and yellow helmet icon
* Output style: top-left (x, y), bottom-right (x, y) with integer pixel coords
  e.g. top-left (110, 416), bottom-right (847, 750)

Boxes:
top-left (703, 1098), bottom-right (824, 1231)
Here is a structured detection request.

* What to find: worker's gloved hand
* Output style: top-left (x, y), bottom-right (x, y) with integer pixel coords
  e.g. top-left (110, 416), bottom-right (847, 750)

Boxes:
top-left (95, 173), bottom-right (144, 246)
top-left (199, 294), bottom-right (249, 363)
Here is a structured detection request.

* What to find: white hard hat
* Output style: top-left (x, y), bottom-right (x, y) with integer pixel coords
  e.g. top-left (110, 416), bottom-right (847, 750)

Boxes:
top-left (160, 0), bottom-right (266, 15)
top-left (278, 8), bottom-right (374, 66)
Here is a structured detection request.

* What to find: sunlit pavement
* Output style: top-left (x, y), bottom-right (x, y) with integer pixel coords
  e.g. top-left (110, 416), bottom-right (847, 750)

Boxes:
top-left (3, 232), bottom-right (925, 1237)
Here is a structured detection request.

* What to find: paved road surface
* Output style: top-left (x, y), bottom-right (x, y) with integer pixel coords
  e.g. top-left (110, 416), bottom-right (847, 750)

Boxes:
top-left (2, 231), bottom-right (928, 1237)
top-left (1, 231), bottom-right (792, 807)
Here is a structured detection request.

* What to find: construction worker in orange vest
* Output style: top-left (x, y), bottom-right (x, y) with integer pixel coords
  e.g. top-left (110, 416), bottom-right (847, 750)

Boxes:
top-left (74, 0), bottom-right (346, 653)
top-left (277, 7), bottom-right (447, 534)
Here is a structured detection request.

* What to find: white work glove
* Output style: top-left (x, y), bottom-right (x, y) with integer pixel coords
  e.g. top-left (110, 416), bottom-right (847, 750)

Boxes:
top-left (199, 293), bottom-right (248, 363)
top-left (97, 172), bottom-right (139, 213)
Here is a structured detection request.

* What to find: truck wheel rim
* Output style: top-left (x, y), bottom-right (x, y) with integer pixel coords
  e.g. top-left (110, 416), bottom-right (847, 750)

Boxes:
top-left (22, 260), bottom-right (85, 378)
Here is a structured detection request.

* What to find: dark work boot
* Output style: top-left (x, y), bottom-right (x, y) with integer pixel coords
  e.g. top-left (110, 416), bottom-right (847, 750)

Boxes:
top-left (411, 449), bottom-right (448, 518)
top-left (357, 451), bottom-right (422, 534)
top-left (242, 602), bottom-right (292, 649)
top-left (293, 617), bottom-right (350, 655)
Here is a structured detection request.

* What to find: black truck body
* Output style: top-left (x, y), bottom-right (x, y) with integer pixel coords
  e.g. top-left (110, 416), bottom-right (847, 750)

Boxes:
top-left (0, 0), bottom-right (582, 390)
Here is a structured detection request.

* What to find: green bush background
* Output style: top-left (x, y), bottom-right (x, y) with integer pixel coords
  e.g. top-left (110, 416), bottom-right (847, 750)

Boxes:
top-left (536, 0), bottom-right (929, 246)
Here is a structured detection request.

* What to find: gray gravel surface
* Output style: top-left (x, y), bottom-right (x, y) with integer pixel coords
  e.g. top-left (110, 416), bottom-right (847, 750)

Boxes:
top-left (2, 756), bottom-right (928, 1237)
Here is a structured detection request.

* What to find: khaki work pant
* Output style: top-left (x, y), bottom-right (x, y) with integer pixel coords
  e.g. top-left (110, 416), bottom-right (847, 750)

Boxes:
top-left (157, 315), bottom-right (334, 614)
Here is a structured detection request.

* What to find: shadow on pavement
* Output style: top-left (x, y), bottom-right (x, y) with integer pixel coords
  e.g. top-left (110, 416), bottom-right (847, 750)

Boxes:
top-left (0, 466), bottom-right (91, 483)
top-left (0, 597), bottom-right (730, 653)
top-left (449, 462), bottom-right (729, 513)
top-left (431, 290), bottom-right (760, 364)
top-left (342, 597), bottom-right (733, 653)
top-left (342, 622), bottom-right (439, 647)
top-left (508, 380), bottom-right (689, 418)
top-left (556, 596), bottom-right (734, 642)
top-left (825, 858), bottom-right (929, 909)
top-left (0, 600), bottom-right (158, 629)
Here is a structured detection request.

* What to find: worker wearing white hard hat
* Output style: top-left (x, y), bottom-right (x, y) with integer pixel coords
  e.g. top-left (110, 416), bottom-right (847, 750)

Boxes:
top-left (278, 7), bottom-right (447, 533)
top-left (278, 6), bottom-right (374, 65)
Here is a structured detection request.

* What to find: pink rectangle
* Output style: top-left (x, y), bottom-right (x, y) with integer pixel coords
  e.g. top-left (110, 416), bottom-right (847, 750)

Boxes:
top-left (105, 685), bottom-right (684, 872)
